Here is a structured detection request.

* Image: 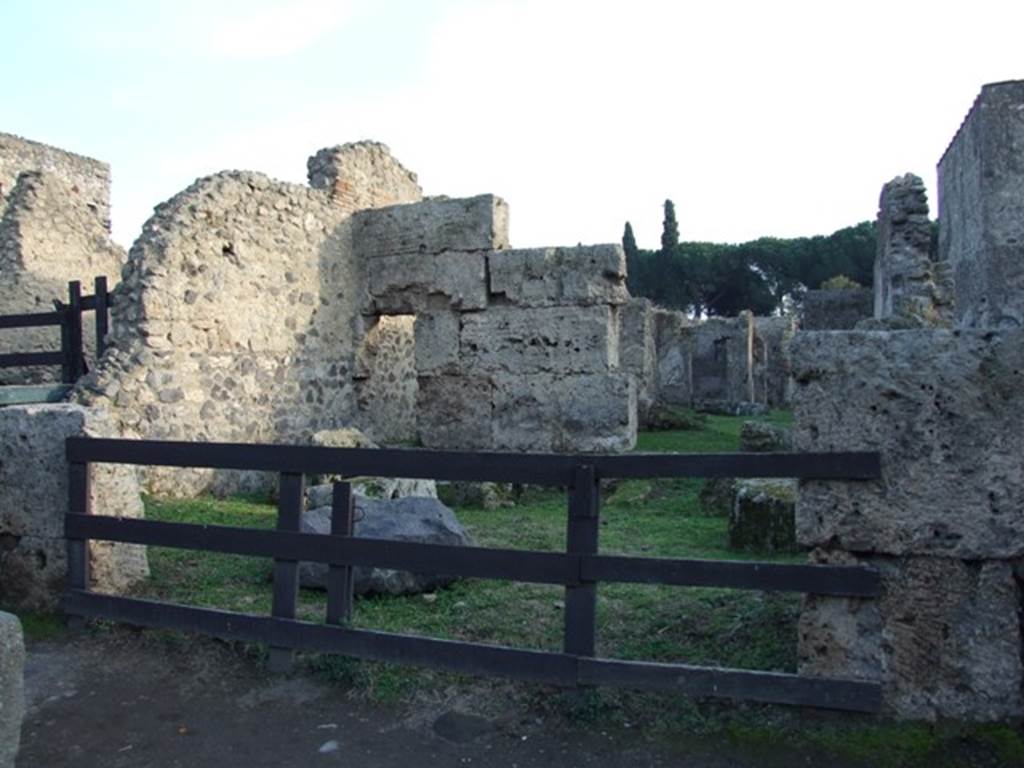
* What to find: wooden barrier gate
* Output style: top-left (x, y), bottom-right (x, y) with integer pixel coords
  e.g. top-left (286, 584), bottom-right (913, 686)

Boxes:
top-left (63, 437), bottom-right (884, 712)
top-left (0, 277), bottom-right (111, 403)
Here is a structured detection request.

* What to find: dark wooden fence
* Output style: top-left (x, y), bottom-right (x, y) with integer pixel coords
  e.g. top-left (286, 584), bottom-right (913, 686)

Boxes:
top-left (63, 437), bottom-right (884, 713)
top-left (0, 276), bottom-right (111, 385)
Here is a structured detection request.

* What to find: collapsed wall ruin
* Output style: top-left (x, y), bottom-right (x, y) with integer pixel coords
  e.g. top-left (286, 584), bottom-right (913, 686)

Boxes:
top-left (871, 173), bottom-right (952, 328)
top-left (0, 134), bottom-right (126, 383)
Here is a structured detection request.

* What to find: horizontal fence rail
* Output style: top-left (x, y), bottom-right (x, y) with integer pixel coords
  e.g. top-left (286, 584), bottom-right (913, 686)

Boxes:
top-left (65, 437), bottom-right (882, 485)
top-left (63, 437), bottom-right (885, 713)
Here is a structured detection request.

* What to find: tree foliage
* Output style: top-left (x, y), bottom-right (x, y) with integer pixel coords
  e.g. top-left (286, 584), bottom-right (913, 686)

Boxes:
top-left (624, 219), bottom-right (877, 317)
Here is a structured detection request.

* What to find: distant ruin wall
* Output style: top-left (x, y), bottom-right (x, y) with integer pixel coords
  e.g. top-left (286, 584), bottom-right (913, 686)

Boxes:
top-left (0, 134), bottom-right (123, 383)
top-left (939, 80), bottom-right (1024, 328)
top-left (0, 133), bottom-right (111, 227)
top-left (801, 288), bottom-right (872, 330)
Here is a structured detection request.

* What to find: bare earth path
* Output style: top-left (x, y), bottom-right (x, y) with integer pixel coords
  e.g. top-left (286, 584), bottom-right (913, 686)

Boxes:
top-left (18, 631), bottom-right (762, 768)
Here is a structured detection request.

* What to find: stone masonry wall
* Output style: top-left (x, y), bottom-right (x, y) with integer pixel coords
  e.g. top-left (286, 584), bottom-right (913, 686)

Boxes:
top-left (939, 80), bottom-right (1024, 328)
top-left (361, 197), bottom-right (637, 452)
top-left (753, 315), bottom-right (795, 408)
top-left (619, 298), bottom-right (657, 422)
top-left (76, 141), bottom-right (423, 496)
top-left (0, 404), bottom-right (148, 612)
top-left (1, 132), bottom-right (111, 227)
top-left (76, 171), bottom-right (356, 496)
top-left (308, 141), bottom-right (422, 215)
top-left (0, 139), bottom-right (125, 384)
top-left (792, 329), bottom-right (1024, 720)
top-left (872, 174), bottom-right (952, 328)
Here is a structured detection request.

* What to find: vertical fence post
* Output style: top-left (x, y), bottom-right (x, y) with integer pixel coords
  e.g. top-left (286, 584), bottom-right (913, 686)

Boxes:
top-left (63, 281), bottom-right (84, 383)
top-left (269, 472), bottom-right (304, 673)
top-left (94, 276), bottom-right (109, 359)
top-left (326, 481), bottom-right (355, 625)
top-left (66, 460), bottom-right (91, 631)
top-left (564, 464), bottom-right (599, 659)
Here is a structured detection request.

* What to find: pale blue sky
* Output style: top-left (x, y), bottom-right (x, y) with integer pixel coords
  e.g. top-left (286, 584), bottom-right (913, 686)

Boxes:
top-left (4, 0), bottom-right (1022, 250)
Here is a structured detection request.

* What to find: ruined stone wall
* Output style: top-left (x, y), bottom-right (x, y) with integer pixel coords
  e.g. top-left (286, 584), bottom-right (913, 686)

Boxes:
top-left (0, 404), bottom-right (148, 612)
top-left (353, 314), bottom-right (417, 444)
top-left (619, 298), bottom-right (657, 421)
top-left (362, 195), bottom-right (636, 452)
top-left (872, 174), bottom-right (952, 328)
top-left (645, 310), bottom-right (789, 411)
top-left (650, 308), bottom-right (693, 407)
top-left (76, 170), bottom-right (358, 495)
top-left (801, 288), bottom-right (872, 330)
top-left (308, 141), bottom-right (422, 215)
top-left (1, 133), bottom-right (111, 226)
top-left (939, 80), bottom-right (1024, 328)
top-left (753, 316), bottom-right (795, 408)
top-left (0, 141), bottom-right (125, 384)
top-left (76, 141), bottom-right (424, 495)
top-left (792, 330), bottom-right (1024, 720)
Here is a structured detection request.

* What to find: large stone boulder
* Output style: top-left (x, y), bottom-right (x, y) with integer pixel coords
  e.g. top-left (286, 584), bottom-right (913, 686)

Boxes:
top-left (738, 421), bottom-right (792, 452)
top-left (727, 479), bottom-right (797, 554)
top-left (299, 496), bottom-right (472, 595)
top-left (436, 481), bottom-right (515, 511)
top-left (0, 612), bottom-right (24, 768)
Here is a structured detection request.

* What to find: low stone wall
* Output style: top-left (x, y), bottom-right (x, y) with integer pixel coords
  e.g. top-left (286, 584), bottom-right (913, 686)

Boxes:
top-left (0, 612), bottom-right (23, 768)
top-left (792, 329), bottom-right (1024, 720)
top-left (0, 404), bottom-right (148, 611)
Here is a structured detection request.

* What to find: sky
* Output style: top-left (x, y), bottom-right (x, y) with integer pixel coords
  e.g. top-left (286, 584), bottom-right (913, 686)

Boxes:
top-left (3, 0), bottom-right (1022, 251)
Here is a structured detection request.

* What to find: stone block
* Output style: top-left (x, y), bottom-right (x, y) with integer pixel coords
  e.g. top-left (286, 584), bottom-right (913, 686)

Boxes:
top-left (365, 251), bottom-right (487, 313)
top-left (792, 329), bottom-right (1024, 559)
top-left (799, 554), bottom-right (1022, 721)
top-left (0, 612), bottom-right (24, 768)
top-left (460, 305), bottom-right (618, 375)
top-left (0, 404), bottom-right (148, 611)
top-left (728, 479), bottom-right (797, 554)
top-left (487, 245), bottom-right (628, 307)
top-left (414, 312), bottom-right (461, 375)
top-left (353, 194), bottom-right (509, 259)
top-left (416, 376), bottom-right (494, 451)
top-left (491, 373), bottom-right (636, 452)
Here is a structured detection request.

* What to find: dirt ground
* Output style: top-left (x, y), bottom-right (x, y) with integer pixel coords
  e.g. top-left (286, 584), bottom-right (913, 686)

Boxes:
top-left (15, 629), bottom-right (819, 768)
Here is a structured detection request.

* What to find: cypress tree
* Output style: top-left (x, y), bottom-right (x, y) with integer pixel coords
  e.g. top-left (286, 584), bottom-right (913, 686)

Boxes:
top-left (622, 221), bottom-right (639, 261)
top-left (661, 199), bottom-right (679, 255)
